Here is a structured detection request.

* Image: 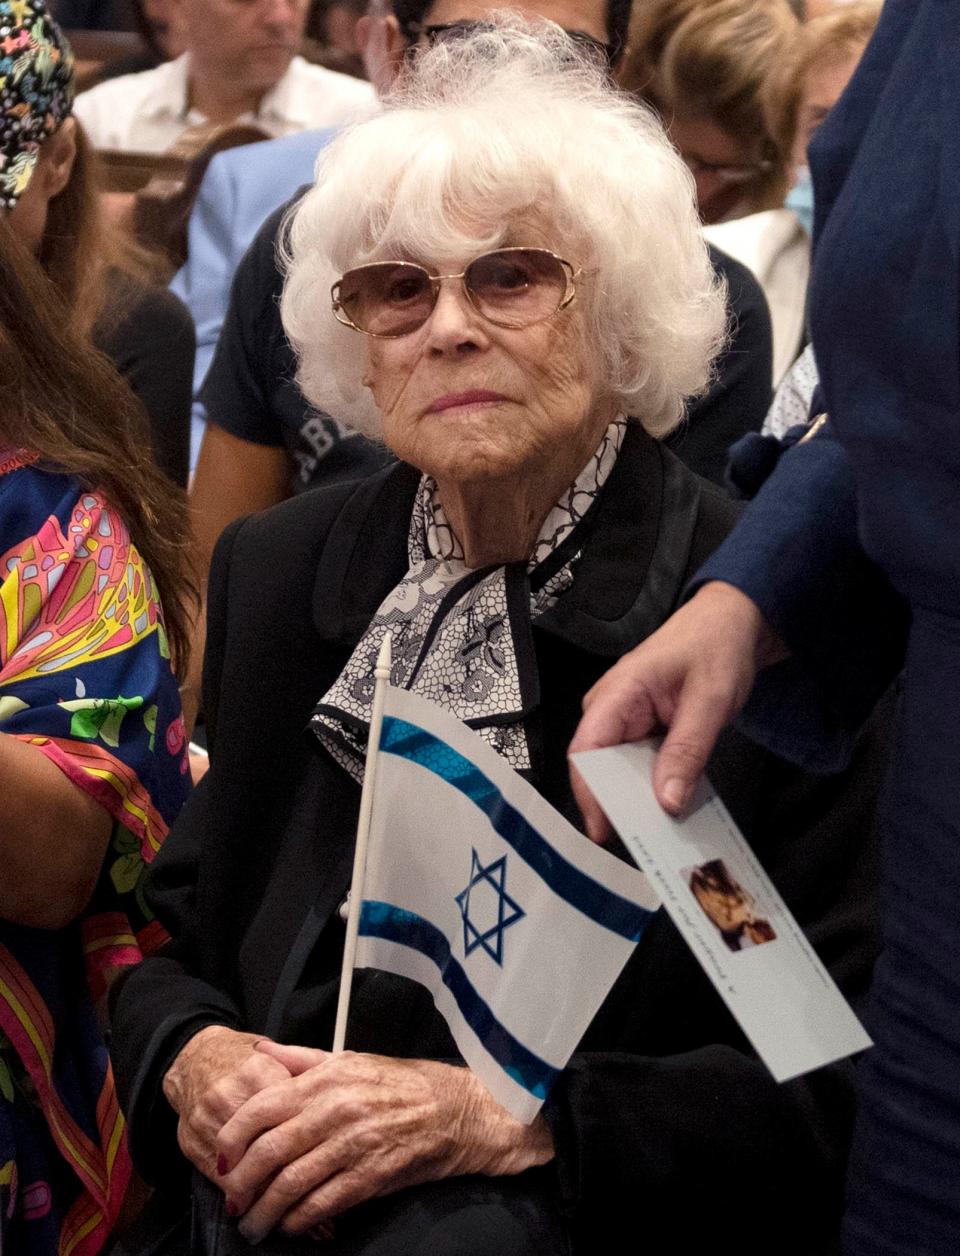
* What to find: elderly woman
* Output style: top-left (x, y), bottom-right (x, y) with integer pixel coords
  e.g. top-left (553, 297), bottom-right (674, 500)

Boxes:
top-left (110, 22), bottom-right (884, 1256)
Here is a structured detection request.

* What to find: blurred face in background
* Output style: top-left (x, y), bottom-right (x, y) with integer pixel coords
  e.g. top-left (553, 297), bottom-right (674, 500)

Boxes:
top-left (790, 43), bottom-right (866, 173)
top-left (139, 0), bottom-right (187, 59)
top-left (359, 0), bottom-right (614, 100)
top-left (324, 0), bottom-right (363, 52)
top-left (177, 0), bottom-right (310, 92)
top-left (668, 111), bottom-right (772, 225)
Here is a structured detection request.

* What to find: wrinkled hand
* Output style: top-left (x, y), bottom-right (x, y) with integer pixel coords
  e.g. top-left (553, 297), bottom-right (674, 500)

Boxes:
top-left (569, 581), bottom-right (785, 836)
top-left (162, 1026), bottom-right (293, 1182)
top-left (217, 1041), bottom-right (555, 1244)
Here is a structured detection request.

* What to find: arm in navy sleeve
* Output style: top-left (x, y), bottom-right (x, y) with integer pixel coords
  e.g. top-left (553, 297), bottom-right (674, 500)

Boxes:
top-left (691, 423), bottom-right (909, 771)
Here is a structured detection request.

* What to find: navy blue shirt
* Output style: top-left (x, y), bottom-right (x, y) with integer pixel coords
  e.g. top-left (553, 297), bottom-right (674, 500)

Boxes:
top-left (200, 190), bottom-right (394, 496)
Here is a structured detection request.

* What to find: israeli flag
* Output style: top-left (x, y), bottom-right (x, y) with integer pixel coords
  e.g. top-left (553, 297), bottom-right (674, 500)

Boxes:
top-left (354, 686), bottom-right (660, 1123)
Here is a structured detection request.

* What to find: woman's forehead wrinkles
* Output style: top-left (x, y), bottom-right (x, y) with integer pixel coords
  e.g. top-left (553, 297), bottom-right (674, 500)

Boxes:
top-left (364, 217), bottom-right (502, 270)
top-left (349, 163), bottom-right (559, 260)
top-left (361, 202), bottom-right (570, 272)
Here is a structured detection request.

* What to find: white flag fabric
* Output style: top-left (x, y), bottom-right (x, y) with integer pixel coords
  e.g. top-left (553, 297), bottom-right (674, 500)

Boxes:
top-left (355, 686), bottom-right (660, 1123)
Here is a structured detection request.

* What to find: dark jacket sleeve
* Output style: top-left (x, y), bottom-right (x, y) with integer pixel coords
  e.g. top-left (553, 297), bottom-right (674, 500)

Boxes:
top-left (111, 477), bottom-right (365, 1186)
top-left (666, 246), bottom-right (773, 485)
top-left (691, 423), bottom-right (909, 771)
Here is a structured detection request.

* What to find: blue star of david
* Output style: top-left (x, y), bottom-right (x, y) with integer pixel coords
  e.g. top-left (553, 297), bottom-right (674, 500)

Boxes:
top-left (455, 849), bottom-right (525, 966)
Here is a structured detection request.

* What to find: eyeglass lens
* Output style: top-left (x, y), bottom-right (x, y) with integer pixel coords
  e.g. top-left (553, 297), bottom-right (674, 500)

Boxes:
top-left (336, 249), bottom-right (571, 337)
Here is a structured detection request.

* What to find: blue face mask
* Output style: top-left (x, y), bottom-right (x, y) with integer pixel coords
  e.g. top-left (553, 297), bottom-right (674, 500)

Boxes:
top-left (785, 167), bottom-right (815, 237)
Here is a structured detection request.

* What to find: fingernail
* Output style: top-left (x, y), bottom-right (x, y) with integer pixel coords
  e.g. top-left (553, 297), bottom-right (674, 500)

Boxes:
top-left (309, 1221), bottom-right (335, 1242)
top-left (225, 1200), bottom-right (239, 1218)
top-left (217, 1154), bottom-right (228, 1176)
top-left (663, 777), bottom-right (686, 813)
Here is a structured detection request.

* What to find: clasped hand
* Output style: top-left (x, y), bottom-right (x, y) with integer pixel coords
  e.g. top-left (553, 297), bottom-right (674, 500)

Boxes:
top-left (168, 1033), bottom-right (554, 1245)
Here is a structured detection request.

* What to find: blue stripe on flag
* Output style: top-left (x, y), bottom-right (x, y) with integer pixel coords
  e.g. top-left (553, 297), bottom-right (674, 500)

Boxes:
top-left (380, 716), bottom-right (651, 942)
top-left (359, 900), bottom-right (559, 1099)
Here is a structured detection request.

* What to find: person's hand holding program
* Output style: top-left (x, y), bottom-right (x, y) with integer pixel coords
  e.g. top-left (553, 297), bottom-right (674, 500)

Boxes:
top-left (569, 581), bottom-right (787, 837)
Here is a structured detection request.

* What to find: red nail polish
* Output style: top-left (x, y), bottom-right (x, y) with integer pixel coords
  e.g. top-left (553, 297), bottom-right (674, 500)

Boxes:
top-left (217, 1154), bottom-right (228, 1175)
top-left (226, 1200), bottom-right (239, 1218)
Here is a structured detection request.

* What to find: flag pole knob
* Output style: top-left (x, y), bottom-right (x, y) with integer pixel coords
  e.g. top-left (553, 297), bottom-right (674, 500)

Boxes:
top-left (374, 633), bottom-right (393, 679)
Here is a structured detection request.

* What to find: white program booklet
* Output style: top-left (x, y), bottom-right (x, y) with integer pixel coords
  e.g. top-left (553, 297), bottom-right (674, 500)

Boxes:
top-left (572, 742), bottom-right (872, 1082)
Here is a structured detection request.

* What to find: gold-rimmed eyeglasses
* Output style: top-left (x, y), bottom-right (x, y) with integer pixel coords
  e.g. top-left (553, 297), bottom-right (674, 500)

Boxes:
top-left (330, 247), bottom-right (582, 339)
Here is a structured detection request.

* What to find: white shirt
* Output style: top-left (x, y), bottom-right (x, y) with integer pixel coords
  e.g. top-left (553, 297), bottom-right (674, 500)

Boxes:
top-left (73, 53), bottom-right (376, 153)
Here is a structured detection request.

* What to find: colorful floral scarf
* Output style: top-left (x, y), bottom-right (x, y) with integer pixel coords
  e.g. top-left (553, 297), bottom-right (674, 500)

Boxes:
top-left (0, 453), bottom-right (189, 1255)
top-left (0, 0), bottom-right (75, 213)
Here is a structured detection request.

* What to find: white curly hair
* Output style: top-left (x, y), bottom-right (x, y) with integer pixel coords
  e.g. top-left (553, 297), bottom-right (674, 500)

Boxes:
top-left (281, 15), bottom-right (727, 441)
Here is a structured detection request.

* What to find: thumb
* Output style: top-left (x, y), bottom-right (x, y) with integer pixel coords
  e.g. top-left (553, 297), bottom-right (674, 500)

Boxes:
top-left (568, 756), bottom-right (613, 845)
top-left (255, 1040), bottom-right (330, 1075)
top-left (652, 683), bottom-right (730, 815)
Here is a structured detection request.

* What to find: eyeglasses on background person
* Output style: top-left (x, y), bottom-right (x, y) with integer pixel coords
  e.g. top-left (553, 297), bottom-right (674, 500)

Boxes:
top-left (682, 149), bottom-right (776, 189)
top-left (622, 0), bottom-right (797, 224)
top-left (407, 18), bottom-right (618, 66)
top-left (331, 246), bottom-right (581, 337)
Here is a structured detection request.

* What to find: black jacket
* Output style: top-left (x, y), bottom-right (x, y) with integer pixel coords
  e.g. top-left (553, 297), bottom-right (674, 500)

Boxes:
top-left (111, 426), bottom-right (886, 1254)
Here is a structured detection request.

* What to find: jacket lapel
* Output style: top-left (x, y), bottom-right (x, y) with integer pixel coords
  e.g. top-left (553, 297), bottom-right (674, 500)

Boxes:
top-left (536, 426), bottom-right (706, 656)
top-left (311, 460), bottom-right (421, 646)
top-left (250, 464), bottom-right (420, 1033)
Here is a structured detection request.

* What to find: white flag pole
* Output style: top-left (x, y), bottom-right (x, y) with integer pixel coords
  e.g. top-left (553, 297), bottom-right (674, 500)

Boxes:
top-left (332, 632), bottom-right (393, 1054)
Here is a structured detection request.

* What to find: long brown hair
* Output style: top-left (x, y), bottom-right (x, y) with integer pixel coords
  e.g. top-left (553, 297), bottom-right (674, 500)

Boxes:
top-left (0, 217), bottom-right (195, 673)
top-left (763, 1), bottom-right (881, 160)
top-left (38, 122), bottom-right (165, 339)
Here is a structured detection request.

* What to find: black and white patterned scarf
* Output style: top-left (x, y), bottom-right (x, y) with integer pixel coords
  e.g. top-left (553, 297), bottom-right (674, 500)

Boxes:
top-left (312, 417), bottom-right (627, 780)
